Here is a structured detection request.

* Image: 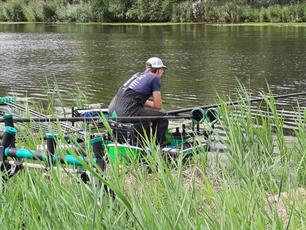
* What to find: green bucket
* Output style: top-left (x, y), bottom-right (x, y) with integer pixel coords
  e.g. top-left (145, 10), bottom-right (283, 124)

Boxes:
top-left (107, 144), bottom-right (143, 164)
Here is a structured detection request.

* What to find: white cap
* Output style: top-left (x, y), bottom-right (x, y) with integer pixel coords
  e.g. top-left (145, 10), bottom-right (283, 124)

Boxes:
top-left (145, 57), bottom-right (167, 69)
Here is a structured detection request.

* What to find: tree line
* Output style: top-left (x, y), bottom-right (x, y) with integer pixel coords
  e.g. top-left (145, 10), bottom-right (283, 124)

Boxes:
top-left (0, 0), bottom-right (305, 23)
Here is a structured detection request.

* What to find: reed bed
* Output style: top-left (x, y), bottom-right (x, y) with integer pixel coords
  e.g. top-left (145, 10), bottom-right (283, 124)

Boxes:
top-left (0, 91), bottom-right (305, 229)
top-left (0, 0), bottom-right (306, 23)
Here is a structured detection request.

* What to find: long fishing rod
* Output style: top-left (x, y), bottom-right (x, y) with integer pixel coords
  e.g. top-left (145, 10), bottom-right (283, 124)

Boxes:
top-left (0, 115), bottom-right (193, 123)
top-left (167, 91), bottom-right (306, 115)
top-left (2, 91), bottom-right (304, 124)
top-left (5, 101), bottom-right (84, 134)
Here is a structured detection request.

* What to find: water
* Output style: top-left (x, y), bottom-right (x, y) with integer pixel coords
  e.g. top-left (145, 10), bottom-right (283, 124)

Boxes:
top-left (0, 23), bottom-right (305, 110)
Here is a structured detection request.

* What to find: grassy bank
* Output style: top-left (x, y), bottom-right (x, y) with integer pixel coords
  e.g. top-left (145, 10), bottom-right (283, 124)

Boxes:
top-left (0, 90), bottom-right (305, 228)
top-left (0, 0), bottom-right (306, 23)
top-left (1, 21), bottom-right (306, 27)
top-left (210, 22), bottom-right (306, 27)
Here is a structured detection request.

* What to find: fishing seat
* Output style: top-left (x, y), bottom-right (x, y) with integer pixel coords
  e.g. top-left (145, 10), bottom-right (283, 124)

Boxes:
top-left (108, 120), bottom-right (150, 146)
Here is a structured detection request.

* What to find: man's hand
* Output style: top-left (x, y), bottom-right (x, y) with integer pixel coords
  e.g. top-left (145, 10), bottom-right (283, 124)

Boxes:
top-left (144, 91), bottom-right (162, 109)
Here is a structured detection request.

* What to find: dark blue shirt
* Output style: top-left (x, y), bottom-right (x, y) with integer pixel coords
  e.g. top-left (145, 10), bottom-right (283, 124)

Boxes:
top-left (108, 72), bottom-right (161, 116)
top-left (128, 72), bottom-right (161, 97)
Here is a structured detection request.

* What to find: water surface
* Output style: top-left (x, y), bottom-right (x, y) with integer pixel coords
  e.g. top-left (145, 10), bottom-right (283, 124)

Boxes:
top-left (0, 23), bottom-right (305, 110)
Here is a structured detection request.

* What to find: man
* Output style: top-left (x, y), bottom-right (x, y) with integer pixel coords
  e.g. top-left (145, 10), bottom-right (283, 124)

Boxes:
top-left (108, 57), bottom-right (168, 145)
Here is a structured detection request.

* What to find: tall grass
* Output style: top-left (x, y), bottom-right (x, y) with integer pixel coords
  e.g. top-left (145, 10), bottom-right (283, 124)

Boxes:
top-left (1, 1), bottom-right (306, 23)
top-left (0, 89), bottom-right (305, 228)
top-left (0, 1), bottom-right (26, 22)
top-left (57, 3), bottom-right (94, 23)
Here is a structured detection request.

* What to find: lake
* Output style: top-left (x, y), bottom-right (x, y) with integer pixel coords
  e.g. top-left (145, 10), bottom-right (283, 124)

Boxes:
top-left (0, 23), bottom-right (305, 110)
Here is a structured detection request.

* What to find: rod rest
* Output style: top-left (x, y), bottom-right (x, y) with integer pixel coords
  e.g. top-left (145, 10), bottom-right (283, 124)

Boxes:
top-left (4, 137), bottom-right (107, 167)
top-left (4, 147), bottom-right (92, 166)
top-left (0, 126), bottom-right (21, 178)
top-left (0, 115), bottom-right (113, 193)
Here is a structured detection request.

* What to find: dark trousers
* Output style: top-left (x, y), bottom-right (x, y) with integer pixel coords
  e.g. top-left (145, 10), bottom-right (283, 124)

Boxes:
top-left (108, 93), bottom-right (168, 145)
top-left (135, 107), bottom-right (169, 145)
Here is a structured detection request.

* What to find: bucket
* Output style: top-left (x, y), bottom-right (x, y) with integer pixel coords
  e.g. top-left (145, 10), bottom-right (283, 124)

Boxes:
top-left (107, 144), bottom-right (143, 164)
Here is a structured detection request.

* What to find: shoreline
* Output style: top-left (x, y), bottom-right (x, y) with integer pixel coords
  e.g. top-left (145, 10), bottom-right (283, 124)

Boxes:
top-left (1, 21), bottom-right (306, 27)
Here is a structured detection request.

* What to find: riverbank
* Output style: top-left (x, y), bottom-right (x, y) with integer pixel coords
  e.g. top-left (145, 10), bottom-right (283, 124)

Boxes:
top-left (1, 21), bottom-right (306, 27)
top-left (0, 1), bottom-right (306, 23)
top-left (1, 90), bottom-right (305, 228)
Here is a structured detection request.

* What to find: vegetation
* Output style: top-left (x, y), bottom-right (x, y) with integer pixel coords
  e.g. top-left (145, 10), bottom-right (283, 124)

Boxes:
top-left (0, 89), bottom-right (305, 228)
top-left (0, 0), bottom-right (306, 23)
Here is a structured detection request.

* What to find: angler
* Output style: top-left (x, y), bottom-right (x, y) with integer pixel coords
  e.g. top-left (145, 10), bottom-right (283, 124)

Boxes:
top-left (2, 90), bottom-right (304, 180)
top-left (108, 57), bottom-right (168, 145)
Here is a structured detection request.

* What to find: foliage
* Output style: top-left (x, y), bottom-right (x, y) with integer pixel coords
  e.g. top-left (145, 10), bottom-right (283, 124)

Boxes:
top-left (91, 0), bottom-right (108, 22)
top-left (2, 0), bottom-right (26, 22)
top-left (126, 0), bottom-right (174, 22)
top-left (107, 0), bottom-right (133, 22)
top-left (171, 1), bottom-right (193, 22)
top-left (57, 3), bottom-right (93, 22)
top-left (0, 0), bottom-right (306, 23)
top-left (241, 6), bottom-right (260, 22)
top-left (0, 88), bottom-right (305, 228)
top-left (23, 2), bottom-right (43, 22)
top-left (42, 2), bottom-right (57, 21)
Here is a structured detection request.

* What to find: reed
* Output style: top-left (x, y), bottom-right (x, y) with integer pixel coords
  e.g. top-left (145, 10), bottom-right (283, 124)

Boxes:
top-left (1, 1), bottom-right (306, 23)
top-left (0, 88), bottom-right (305, 228)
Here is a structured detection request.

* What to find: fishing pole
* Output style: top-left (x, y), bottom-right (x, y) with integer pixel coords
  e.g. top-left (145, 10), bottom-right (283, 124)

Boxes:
top-left (167, 91), bottom-right (306, 115)
top-left (2, 91), bottom-right (304, 123)
top-left (0, 115), bottom-right (193, 123)
top-left (5, 101), bottom-right (85, 134)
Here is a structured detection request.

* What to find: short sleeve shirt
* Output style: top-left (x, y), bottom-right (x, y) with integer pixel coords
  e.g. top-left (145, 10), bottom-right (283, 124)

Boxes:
top-left (128, 72), bottom-right (161, 97)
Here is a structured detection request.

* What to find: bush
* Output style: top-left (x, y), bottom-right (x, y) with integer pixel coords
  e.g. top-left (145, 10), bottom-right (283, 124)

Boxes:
top-left (269, 5), bottom-right (282, 22)
top-left (57, 3), bottom-right (93, 22)
top-left (259, 7), bottom-right (270, 22)
top-left (302, 4), bottom-right (306, 22)
top-left (0, 6), bottom-right (6, 21)
top-left (3, 1), bottom-right (26, 22)
top-left (158, 0), bottom-right (173, 22)
top-left (24, 3), bottom-right (43, 22)
top-left (241, 6), bottom-right (260, 22)
top-left (201, 2), bottom-right (218, 22)
top-left (171, 1), bottom-right (193, 22)
top-left (126, 0), bottom-right (173, 22)
top-left (107, 0), bottom-right (134, 22)
top-left (1, 0), bottom-right (306, 23)
top-left (279, 4), bottom-right (306, 23)
top-left (287, 4), bottom-right (298, 22)
top-left (91, 0), bottom-right (108, 22)
top-left (281, 5), bottom-right (290, 22)
top-left (24, 2), bottom-right (58, 22)
top-left (25, 2), bottom-right (58, 22)
top-left (219, 2), bottom-right (243, 23)
top-left (42, 2), bottom-right (57, 21)
top-left (295, 3), bottom-right (306, 22)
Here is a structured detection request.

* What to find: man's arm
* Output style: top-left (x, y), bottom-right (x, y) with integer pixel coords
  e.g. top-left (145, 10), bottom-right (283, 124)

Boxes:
top-left (144, 91), bottom-right (162, 109)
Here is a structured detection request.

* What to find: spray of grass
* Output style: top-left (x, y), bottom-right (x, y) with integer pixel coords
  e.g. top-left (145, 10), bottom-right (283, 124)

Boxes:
top-left (1, 1), bottom-right (306, 23)
top-left (0, 87), bottom-right (305, 228)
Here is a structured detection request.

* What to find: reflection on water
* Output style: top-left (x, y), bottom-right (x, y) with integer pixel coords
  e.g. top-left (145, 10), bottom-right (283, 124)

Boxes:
top-left (0, 23), bottom-right (305, 109)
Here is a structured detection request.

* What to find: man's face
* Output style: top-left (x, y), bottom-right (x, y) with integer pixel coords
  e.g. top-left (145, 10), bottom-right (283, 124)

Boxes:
top-left (156, 68), bottom-right (165, 78)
